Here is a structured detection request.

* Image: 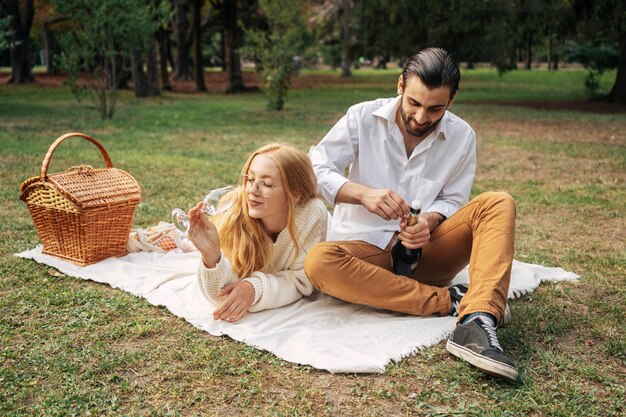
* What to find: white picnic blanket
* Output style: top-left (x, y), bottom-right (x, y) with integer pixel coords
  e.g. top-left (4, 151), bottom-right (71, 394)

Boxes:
top-left (15, 246), bottom-right (579, 373)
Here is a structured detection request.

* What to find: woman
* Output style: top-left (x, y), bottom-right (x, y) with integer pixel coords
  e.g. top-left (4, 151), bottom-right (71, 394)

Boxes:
top-left (188, 143), bottom-right (327, 323)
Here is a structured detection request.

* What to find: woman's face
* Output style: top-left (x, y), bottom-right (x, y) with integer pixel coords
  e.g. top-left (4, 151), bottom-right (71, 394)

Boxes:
top-left (245, 154), bottom-right (289, 232)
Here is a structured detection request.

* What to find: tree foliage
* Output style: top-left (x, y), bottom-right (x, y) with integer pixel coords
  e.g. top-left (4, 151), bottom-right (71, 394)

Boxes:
top-left (571, 0), bottom-right (626, 102)
top-left (7, 0), bottom-right (625, 105)
top-left (0, 15), bottom-right (13, 51)
top-left (349, 0), bottom-right (623, 101)
top-left (52, 0), bottom-right (165, 119)
top-left (243, 0), bottom-right (308, 110)
top-left (564, 41), bottom-right (618, 95)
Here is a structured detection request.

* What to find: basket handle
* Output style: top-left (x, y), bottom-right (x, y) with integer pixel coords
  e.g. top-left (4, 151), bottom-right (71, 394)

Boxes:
top-left (40, 132), bottom-right (113, 181)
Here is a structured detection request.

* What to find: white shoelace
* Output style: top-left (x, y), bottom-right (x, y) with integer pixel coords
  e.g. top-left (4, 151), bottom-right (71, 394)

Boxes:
top-left (479, 318), bottom-right (503, 351)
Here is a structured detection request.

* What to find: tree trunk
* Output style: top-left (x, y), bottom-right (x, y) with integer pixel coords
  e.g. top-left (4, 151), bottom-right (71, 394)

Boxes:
top-left (340, 0), bottom-right (353, 78)
top-left (6, 0), bottom-right (35, 83)
top-left (525, 33), bottom-right (533, 70)
top-left (165, 29), bottom-right (175, 73)
top-left (223, 0), bottom-right (246, 93)
top-left (131, 40), bottom-right (161, 97)
top-left (221, 31), bottom-right (227, 72)
top-left (607, 38), bottom-right (626, 103)
top-left (97, 50), bottom-right (120, 120)
top-left (220, 34), bottom-right (227, 71)
top-left (9, 38), bottom-right (33, 83)
top-left (553, 54), bottom-right (559, 70)
top-left (118, 63), bottom-right (132, 89)
top-left (43, 22), bottom-right (55, 74)
top-left (157, 28), bottom-right (172, 91)
top-left (547, 35), bottom-right (553, 70)
top-left (510, 44), bottom-right (518, 69)
top-left (174, 0), bottom-right (192, 80)
top-left (146, 39), bottom-right (161, 96)
top-left (42, 17), bottom-right (67, 75)
top-left (131, 51), bottom-right (150, 97)
top-left (192, 0), bottom-right (207, 92)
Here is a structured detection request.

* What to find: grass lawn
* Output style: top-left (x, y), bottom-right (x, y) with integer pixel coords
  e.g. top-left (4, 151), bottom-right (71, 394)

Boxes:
top-left (1, 67), bottom-right (624, 416)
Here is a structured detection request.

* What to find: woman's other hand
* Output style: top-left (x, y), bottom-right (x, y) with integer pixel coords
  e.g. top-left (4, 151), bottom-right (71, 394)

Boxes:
top-left (213, 281), bottom-right (255, 322)
top-left (188, 201), bottom-right (221, 267)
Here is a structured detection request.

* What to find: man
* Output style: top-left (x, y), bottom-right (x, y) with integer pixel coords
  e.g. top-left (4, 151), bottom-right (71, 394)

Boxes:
top-left (304, 48), bottom-right (518, 381)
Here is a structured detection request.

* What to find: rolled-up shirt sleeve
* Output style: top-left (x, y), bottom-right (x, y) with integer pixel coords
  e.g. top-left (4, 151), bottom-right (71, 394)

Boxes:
top-left (428, 129), bottom-right (476, 218)
top-left (309, 112), bottom-right (358, 205)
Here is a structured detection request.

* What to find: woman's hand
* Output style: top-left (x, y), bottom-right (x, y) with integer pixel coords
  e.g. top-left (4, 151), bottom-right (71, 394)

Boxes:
top-left (213, 281), bottom-right (255, 322)
top-left (187, 201), bottom-right (221, 267)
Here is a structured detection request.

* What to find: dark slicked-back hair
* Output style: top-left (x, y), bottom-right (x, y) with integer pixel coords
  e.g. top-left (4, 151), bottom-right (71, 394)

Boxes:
top-left (401, 48), bottom-right (460, 99)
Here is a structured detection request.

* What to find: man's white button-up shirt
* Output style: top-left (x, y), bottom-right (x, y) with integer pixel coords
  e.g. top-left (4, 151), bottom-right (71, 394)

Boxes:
top-left (310, 95), bottom-right (476, 249)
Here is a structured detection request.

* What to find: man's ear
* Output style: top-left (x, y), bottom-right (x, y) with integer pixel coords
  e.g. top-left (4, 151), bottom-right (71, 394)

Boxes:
top-left (397, 74), bottom-right (404, 96)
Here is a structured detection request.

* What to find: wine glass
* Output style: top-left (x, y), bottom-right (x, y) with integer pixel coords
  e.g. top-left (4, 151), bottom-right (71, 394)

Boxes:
top-left (171, 186), bottom-right (235, 242)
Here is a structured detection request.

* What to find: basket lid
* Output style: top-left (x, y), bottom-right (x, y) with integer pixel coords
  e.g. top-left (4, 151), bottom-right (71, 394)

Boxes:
top-left (47, 165), bottom-right (141, 208)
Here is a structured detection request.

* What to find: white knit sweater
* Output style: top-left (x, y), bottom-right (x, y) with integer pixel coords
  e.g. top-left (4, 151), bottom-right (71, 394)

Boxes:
top-left (197, 198), bottom-right (328, 312)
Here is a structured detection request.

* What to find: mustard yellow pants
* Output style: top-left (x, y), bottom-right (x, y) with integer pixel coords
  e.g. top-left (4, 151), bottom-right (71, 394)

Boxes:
top-left (304, 192), bottom-right (515, 323)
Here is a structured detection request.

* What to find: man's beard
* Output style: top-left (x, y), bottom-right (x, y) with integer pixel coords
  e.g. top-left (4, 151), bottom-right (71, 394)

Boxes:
top-left (400, 101), bottom-right (445, 138)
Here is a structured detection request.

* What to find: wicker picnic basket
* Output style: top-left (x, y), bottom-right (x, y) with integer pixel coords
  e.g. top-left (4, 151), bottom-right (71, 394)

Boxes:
top-left (19, 132), bottom-right (141, 266)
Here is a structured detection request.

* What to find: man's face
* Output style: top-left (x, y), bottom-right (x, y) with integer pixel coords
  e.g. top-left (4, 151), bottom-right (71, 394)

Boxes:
top-left (397, 75), bottom-right (455, 138)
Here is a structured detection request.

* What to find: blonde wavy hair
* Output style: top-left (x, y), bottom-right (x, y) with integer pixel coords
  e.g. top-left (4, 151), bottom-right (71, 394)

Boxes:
top-left (214, 143), bottom-right (318, 278)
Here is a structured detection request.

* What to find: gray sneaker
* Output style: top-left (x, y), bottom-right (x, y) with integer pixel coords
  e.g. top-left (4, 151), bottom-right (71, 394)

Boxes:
top-left (446, 316), bottom-right (518, 381)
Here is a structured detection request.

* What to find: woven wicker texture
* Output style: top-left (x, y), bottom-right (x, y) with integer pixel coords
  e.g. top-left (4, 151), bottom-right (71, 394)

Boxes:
top-left (20, 133), bottom-right (141, 266)
top-left (49, 166), bottom-right (141, 208)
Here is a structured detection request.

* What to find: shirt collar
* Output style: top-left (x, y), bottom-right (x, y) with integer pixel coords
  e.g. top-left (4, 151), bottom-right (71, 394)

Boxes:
top-left (372, 96), bottom-right (401, 128)
top-left (431, 112), bottom-right (448, 141)
top-left (372, 96), bottom-right (449, 141)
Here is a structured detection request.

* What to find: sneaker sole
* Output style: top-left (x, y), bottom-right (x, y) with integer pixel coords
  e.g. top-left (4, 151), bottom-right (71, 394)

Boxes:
top-left (446, 340), bottom-right (518, 381)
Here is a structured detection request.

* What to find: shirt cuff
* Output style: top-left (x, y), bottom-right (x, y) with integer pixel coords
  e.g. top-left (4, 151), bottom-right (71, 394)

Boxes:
top-left (427, 200), bottom-right (458, 220)
top-left (320, 173), bottom-right (350, 205)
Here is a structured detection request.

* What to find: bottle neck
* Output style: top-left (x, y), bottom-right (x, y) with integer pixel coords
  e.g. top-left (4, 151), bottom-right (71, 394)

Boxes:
top-left (406, 208), bottom-right (420, 226)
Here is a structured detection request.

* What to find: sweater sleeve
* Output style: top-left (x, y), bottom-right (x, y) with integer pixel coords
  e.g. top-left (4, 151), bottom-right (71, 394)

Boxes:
top-left (197, 251), bottom-right (239, 304)
top-left (243, 199), bottom-right (328, 312)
